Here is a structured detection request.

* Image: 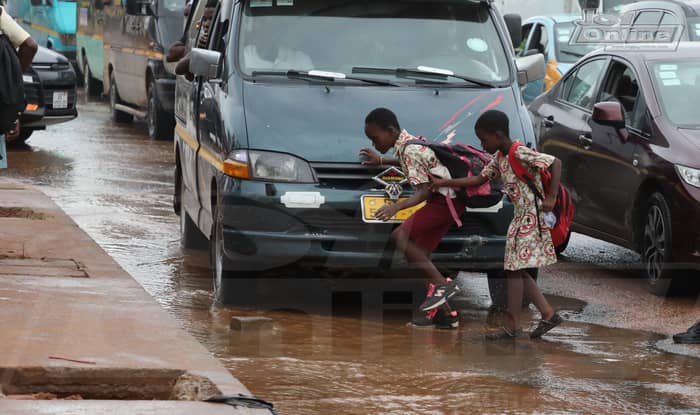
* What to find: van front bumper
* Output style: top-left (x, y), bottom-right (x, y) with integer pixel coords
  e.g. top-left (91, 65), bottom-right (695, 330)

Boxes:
top-left (217, 180), bottom-right (511, 275)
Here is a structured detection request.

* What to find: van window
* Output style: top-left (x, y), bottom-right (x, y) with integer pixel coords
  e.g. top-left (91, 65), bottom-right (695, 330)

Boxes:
top-left (237, 0), bottom-right (510, 85)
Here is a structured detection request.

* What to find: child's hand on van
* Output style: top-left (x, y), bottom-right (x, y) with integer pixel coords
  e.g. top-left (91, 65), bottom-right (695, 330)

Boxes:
top-left (359, 148), bottom-right (381, 166)
top-left (376, 203), bottom-right (399, 221)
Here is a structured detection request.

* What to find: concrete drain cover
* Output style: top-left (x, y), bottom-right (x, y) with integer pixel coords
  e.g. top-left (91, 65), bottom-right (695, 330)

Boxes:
top-left (0, 258), bottom-right (87, 278)
top-left (0, 207), bottom-right (47, 220)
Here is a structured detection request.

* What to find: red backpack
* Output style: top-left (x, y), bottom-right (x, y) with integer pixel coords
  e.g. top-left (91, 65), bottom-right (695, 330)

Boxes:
top-left (507, 142), bottom-right (574, 250)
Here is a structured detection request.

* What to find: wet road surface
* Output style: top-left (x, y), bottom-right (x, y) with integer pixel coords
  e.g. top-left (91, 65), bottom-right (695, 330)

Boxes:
top-left (3, 96), bottom-right (700, 414)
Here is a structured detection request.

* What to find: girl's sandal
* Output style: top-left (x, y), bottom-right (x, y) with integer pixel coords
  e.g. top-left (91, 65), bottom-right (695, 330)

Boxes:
top-left (485, 326), bottom-right (523, 341)
top-left (530, 313), bottom-right (564, 339)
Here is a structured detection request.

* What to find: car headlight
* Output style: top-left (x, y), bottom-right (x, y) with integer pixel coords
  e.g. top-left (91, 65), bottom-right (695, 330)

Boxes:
top-left (677, 165), bottom-right (700, 188)
top-left (223, 150), bottom-right (315, 183)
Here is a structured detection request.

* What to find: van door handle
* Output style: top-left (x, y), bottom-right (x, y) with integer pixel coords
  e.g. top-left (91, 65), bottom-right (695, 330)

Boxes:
top-left (578, 134), bottom-right (593, 148)
top-left (542, 115), bottom-right (555, 128)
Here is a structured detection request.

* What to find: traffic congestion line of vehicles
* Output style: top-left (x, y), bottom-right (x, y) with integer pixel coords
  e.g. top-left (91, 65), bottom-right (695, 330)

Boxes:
top-left (4, 0), bottom-right (699, 301)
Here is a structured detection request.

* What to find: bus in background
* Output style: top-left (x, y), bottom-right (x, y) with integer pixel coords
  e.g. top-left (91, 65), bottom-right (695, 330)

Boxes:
top-left (494, 0), bottom-right (638, 21)
top-left (103, 0), bottom-right (185, 140)
top-left (76, 0), bottom-right (105, 96)
top-left (6, 0), bottom-right (78, 71)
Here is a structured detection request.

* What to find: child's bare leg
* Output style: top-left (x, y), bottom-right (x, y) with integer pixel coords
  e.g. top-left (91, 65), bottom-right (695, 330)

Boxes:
top-left (392, 227), bottom-right (445, 287)
top-left (522, 273), bottom-right (555, 320)
top-left (506, 270), bottom-right (525, 330)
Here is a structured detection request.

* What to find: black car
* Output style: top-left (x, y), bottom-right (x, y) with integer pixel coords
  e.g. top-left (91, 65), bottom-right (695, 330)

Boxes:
top-left (174, 0), bottom-right (549, 304)
top-left (15, 45), bottom-right (78, 144)
top-left (529, 42), bottom-right (700, 295)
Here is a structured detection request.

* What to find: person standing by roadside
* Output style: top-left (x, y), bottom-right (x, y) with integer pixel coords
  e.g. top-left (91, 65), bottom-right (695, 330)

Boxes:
top-left (360, 108), bottom-right (463, 329)
top-left (0, 4), bottom-right (37, 166)
top-left (429, 110), bottom-right (564, 339)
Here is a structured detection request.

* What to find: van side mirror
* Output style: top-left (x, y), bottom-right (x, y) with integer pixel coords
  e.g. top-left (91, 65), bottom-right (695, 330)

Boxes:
top-left (592, 101), bottom-right (629, 141)
top-left (504, 14), bottom-right (523, 49)
top-left (190, 48), bottom-right (222, 80)
top-left (515, 53), bottom-right (545, 86)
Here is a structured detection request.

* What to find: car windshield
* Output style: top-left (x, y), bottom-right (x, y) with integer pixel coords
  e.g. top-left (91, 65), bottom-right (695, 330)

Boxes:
top-left (237, 0), bottom-right (510, 85)
top-left (650, 59), bottom-right (700, 129)
top-left (555, 22), bottom-right (599, 63)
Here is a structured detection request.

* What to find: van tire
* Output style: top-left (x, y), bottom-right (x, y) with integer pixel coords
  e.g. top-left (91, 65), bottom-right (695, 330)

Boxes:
top-left (84, 62), bottom-right (102, 97)
top-left (147, 79), bottom-right (174, 140)
top-left (487, 269), bottom-right (538, 308)
top-left (109, 73), bottom-right (133, 123)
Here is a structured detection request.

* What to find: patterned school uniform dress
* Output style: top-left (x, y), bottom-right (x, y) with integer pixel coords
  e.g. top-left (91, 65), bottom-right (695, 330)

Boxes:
top-left (481, 145), bottom-right (558, 271)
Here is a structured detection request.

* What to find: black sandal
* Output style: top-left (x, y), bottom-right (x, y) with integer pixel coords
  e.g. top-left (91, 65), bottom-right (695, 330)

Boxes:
top-left (530, 313), bottom-right (563, 339)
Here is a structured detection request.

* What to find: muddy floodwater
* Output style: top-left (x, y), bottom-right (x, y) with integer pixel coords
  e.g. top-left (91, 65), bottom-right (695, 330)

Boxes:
top-left (4, 98), bottom-right (700, 414)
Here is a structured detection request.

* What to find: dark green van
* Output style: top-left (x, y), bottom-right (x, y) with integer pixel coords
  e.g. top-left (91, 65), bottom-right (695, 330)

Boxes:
top-left (174, 0), bottom-right (546, 304)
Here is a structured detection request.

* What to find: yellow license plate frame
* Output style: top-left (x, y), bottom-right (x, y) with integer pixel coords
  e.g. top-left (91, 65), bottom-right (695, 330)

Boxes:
top-left (361, 195), bottom-right (426, 223)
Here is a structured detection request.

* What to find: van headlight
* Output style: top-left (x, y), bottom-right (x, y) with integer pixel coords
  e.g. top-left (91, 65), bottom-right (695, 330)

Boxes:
top-left (243, 150), bottom-right (316, 183)
top-left (677, 165), bottom-right (700, 188)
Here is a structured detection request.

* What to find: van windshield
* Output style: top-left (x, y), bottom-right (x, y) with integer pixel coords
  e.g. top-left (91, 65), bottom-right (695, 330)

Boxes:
top-left (237, 0), bottom-right (511, 85)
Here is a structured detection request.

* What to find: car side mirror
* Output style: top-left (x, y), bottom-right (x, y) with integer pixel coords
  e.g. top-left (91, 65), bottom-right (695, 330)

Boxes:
top-left (190, 48), bottom-right (222, 80)
top-left (592, 101), bottom-right (629, 141)
top-left (522, 49), bottom-right (539, 57)
top-left (515, 53), bottom-right (545, 86)
top-left (504, 14), bottom-right (523, 50)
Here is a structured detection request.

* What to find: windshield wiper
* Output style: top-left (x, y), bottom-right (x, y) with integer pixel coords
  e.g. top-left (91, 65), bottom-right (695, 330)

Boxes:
top-left (352, 66), bottom-right (497, 88)
top-left (559, 50), bottom-right (585, 59)
top-left (251, 70), bottom-right (401, 86)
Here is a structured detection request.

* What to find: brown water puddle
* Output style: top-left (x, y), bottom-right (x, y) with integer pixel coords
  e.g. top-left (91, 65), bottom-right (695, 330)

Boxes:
top-left (4, 97), bottom-right (700, 414)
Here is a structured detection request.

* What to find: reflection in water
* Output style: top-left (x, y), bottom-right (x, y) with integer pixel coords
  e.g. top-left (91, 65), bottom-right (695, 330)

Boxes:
top-left (4, 97), bottom-right (700, 414)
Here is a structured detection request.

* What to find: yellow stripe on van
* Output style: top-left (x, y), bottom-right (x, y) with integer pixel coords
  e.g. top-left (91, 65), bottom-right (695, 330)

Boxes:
top-left (175, 124), bottom-right (225, 173)
top-left (103, 44), bottom-right (163, 60)
top-left (16, 18), bottom-right (60, 37)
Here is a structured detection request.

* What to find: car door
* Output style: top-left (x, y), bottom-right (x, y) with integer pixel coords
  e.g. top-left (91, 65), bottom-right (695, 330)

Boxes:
top-left (174, 0), bottom-right (209, 230)
top-left (535, 57), bottom-right (609, 228)
top-left (196, 2), bottom-right (228, 235)
top-left (586, 58), bottom-right (650, 240)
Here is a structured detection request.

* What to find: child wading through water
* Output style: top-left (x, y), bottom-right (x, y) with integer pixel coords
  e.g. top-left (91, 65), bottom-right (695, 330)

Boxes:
top-left (430, 110), bottom-right (564, 339)
top-left (361, 108), bottom-right (463, 329)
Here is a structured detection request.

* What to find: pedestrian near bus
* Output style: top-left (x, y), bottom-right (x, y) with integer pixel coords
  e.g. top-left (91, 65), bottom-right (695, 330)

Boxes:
top-left (429, 110), bottom-right (564, 339)
top-left (0, 5), bottom-right (38, 166)
top-left (360, 108), bottom-right (464, 329)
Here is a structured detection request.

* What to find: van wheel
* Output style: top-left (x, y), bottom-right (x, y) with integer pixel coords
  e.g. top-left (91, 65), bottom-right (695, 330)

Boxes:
top-left (487, 269), bottom-right (538, 308)
top-left (109, 73), bottom-right (133, 123)
top-left (643, 193), bottom-right (678, 296)
top-left (83, 62), bottom-right (102, 97)
top-left (147, 79), bottom-right (174, 140)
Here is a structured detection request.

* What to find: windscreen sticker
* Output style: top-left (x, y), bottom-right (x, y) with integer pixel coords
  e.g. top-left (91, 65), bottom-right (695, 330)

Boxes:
top-left (659, 71), bottom-right (677, 79)
top-left (277, 0), bottom-right (294, 5)
top-left (662, 79), bottom-right (681, 86)
top-left (659, 64), bottom-right (678, 71)
top-left (251, 0), bottom-right (273, 7)
top-left (466, 38), bottom-right (488, 52)
top-left (558, 35), bottom-right (570, 42)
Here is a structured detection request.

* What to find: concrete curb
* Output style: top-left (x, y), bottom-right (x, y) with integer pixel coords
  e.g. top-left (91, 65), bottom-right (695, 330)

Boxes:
top-left (0, 179), bottom-right (272, 413)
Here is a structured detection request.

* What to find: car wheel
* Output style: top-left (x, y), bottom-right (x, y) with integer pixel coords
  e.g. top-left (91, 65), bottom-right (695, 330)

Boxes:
top-left (147, 79), bottom-right (174, 140)
top-left (643, 193), bottom-right (677, 296)
top-left (83, 62), bottom-right (102, 98)
top-left (487, 269), bottom-right (538, 308)
top-left (178, 168), bottom-right (206, 249)
top-left (109, 73), bottom-right (133, 123)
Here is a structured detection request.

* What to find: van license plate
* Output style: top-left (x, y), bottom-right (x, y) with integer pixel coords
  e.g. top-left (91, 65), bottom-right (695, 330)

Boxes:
top-left (361, 195), bottom-right (425, 223)
top-left (53, 91), bottom-right (68, 109)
